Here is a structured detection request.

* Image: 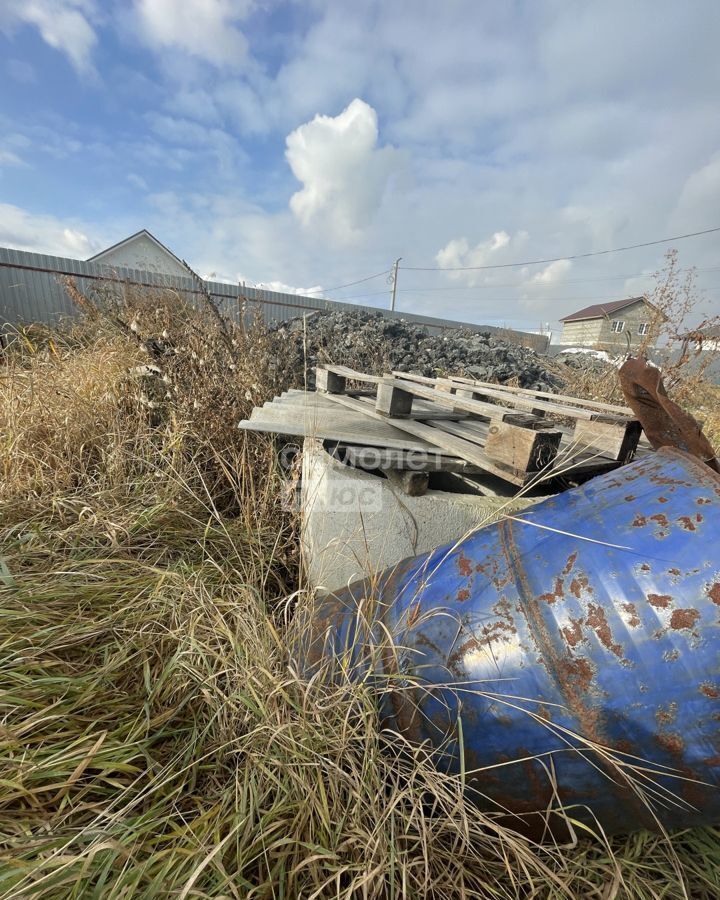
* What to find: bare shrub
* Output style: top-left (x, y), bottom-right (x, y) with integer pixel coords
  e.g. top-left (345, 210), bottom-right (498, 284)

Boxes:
top-left (639, 249), bottom-right (720, 400)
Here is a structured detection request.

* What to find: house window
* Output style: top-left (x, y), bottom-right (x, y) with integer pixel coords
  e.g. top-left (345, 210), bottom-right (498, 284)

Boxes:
top-left (638, 322), bottom-right (650, 335)
top-left (611, 320), bottom-right (625, 333)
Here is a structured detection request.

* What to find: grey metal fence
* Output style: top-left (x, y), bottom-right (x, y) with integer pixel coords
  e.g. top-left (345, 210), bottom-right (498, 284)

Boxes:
top-left (0, 246), bottom-right (550, 352)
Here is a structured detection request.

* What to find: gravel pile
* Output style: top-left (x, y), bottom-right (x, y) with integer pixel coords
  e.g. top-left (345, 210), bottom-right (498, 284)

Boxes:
top-left (269, 309), bottom-right (562, 392)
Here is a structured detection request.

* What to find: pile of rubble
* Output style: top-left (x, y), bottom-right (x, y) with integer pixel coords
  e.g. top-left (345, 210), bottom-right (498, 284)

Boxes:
top-left (269, 309), bottom-right (562, 392)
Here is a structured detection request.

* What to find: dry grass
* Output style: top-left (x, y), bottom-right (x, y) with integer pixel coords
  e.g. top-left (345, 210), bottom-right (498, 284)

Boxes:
top-left (0, 293), bottom-right (719, 898)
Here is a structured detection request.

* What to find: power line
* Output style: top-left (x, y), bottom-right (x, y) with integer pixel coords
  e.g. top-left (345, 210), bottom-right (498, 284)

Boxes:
top-left (402, 225), bottom-right (720, 272)
top-left (386, 265), bottom-right (720, 293)
top-left (323, 264), bottom-right (720, 299)
top-left (332, 283), bottom-right (720, 303)
top-left (301, 269), bottom-right (391, 294)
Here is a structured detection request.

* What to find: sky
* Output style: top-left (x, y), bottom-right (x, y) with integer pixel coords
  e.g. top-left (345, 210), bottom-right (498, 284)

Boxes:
top-left (1, 0), bottom-right (720, 334)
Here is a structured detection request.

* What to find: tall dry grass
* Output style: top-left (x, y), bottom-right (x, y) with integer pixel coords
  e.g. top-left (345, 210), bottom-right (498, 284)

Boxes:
top-left (1, 292), bottom-right (719, 898)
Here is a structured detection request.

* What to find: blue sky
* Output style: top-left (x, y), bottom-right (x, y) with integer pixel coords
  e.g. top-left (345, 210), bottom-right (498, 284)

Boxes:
top-left (1, 0), bottom-right (720, 332)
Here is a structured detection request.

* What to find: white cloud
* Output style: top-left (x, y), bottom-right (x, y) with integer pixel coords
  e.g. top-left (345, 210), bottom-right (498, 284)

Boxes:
top-left (253, 280), bottom-right (324, 297)
top-left (436, 231), bottom-right (510, 270)
top-left (434, 231), bottom-right (530, 285)
top-left (135, 0), bottom-right (251, 67)
top-left (4, 1), bottom-right (720, 333)
top-left (0, 203), bottom-right (100, 256)
top-left (286, 98), bottom-right (403, 242)
top-left (528, 258), bottom-right (572, 284)
top-left (0, 1), bottom-right (97, 74)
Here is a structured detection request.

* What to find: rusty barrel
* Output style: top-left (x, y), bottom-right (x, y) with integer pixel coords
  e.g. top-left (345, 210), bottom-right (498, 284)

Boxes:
top-left (306, 448), bottom-right (720, 835)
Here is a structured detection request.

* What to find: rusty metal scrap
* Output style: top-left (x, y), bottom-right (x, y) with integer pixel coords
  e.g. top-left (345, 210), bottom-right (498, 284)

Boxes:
top-left (619, 356), bottom-right (719, 472)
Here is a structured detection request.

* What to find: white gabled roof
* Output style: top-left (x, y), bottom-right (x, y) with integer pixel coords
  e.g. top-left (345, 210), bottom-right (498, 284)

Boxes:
top-left (87, 229), bottom-right (187, 270)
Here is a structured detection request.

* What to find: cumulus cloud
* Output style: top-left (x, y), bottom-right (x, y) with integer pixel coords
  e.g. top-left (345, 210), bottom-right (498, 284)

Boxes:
top-left (0, 1), bottom-right (97, 74)
top-left (528, 258), bottom-right (572, 284)
top-left (286, 98), bottom-right (403, 242)
top-left (0, 203), bottom-right (99, 256)
top-left (434, 231), bottom-right (530, 285)
top-left (253, 280), bottom-right (324, 297)
top-left (135, 0), bottom-right (251, 67)
top-left (436, 232), bottom-right (508, 269)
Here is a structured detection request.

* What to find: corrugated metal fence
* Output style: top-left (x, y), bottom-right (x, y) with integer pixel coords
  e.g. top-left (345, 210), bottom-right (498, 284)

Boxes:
top-left (0, 247), bottom-right (549, 352)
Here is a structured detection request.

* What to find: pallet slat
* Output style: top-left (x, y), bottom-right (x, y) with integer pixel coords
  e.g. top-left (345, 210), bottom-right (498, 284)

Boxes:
top-left (391, 373), bottom-right (627, 423)
top-left (393, 370), bottom-right (634, 416)
top-left (325, 393), bottom-right (536, 485)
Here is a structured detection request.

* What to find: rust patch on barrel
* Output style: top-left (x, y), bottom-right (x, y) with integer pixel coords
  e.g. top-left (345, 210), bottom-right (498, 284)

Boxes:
top-left (558, 656), bottom-right (595, 695)
top-left (539, 576), bottom-right (565, 605)
top-left (656, 732), bottom-right (685, 757)
top-left (562, 617), bottom-right (585, 648)
top-left (446, 618), bottom-right (517, 674)
top-left (678, 514), bottom-right (702, 532)
top-left (648, 593), bottom-right (672, 609)
top-left (632, 512), bottom-right (670, 529)
top-left (670, 608), bottom-right (700, 631)
top-left (586, 603), bottom-right (623, 658)
top-left (570, 574), bottom-right (590, 598)
top-left (457, 588), bottom-right (470, 602)
top-left (499, 520), bottom-right (605, 744)
top-left (708, 583), bottom-right (720, 606)
top-left (622, 602), bottom-right (640, 628)
top-left (562, 551), bottom-right (578, 576)
top-left (457, 552), bottom-right (473, 578)
top-left (656, 702), bottom-right (678, 726)
top-left (700, 683), bottom-right (719, 699)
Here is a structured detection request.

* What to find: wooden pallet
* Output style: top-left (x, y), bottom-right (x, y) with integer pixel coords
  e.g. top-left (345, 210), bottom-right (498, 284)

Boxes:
top-left (316, 365), bottom-right (643, 486)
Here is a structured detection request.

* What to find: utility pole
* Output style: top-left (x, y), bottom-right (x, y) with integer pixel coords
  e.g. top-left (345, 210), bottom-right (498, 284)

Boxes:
top-left (390, 257), bottom-right (402, 311)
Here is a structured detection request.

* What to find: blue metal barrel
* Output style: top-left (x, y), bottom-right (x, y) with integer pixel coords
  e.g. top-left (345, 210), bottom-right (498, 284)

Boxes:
top-left (305, 448), bottom-right (720, 835)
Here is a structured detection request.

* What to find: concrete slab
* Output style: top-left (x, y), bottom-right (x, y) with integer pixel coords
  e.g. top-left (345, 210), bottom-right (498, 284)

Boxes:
top-left (301, 438), bottom-right (545, 595)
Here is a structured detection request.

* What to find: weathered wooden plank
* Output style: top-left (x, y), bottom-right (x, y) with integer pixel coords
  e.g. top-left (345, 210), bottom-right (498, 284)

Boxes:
top-left (382, 375), bottom-right (512, 420)
top-left (280, 391), bottom-right (465, 420)
top-left (444, 375), bottom-right (634, 416)
top-left (427, 417), bottom-right (560, 472)
top-left (240, 393), bottom-right (457, 454)
top-left (572, 418), bottom-right (642, 463)
top-left (392, 374), bottom-right (627, 423)
top-left (423, 414), bottom-right (623, 479)
top-left (322, 364), bottom-right (384, 384)
top-left (316, 367), bottom-right (347, 394)
top-left (325, 393), bottom-right (530, 485)
top-left (376, 380), bottom-right (414, 417)
top-left (392, 370), bottom-right (633, 419)
top-left (429, 419), bottom-right (490, 442)
top-left (484, 420), bottom-right (562, 472)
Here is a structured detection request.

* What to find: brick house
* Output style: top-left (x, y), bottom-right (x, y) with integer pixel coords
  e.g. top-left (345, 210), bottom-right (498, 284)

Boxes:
top-left (558, 296), bottom-right (663, 350)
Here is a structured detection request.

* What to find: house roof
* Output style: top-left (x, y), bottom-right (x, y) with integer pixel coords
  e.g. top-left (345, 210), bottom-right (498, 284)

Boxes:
top-left (559, 296), bottom-right (648, 323)
top-left (683, 324), bottom-right (720, 340)
top-left (87, 229), bottom-right (187, 269)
